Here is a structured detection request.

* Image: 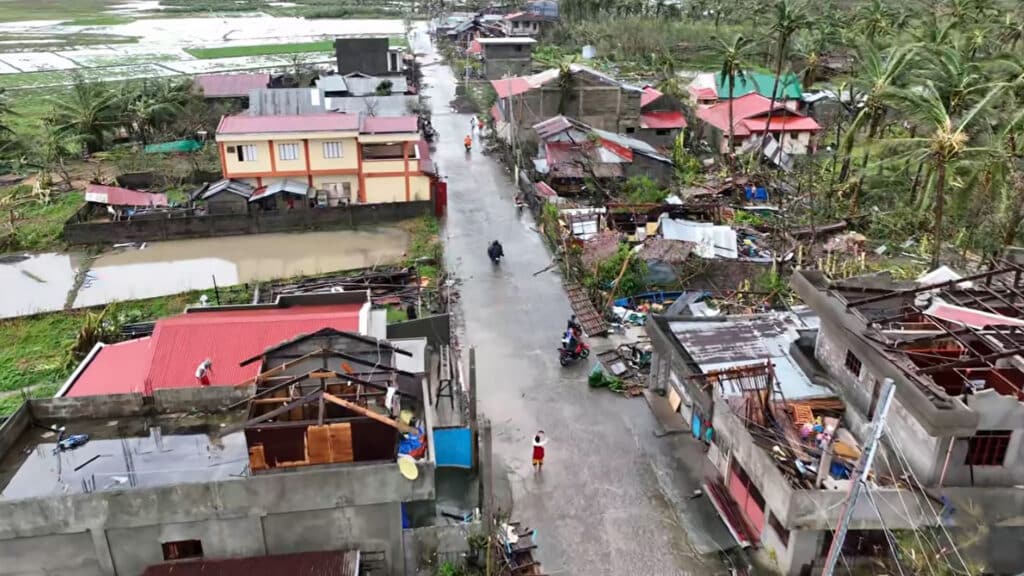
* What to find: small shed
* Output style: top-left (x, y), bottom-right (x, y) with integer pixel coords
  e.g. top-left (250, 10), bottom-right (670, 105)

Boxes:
top-left (192, 178), bottom-right (255, 215)
top-left (83, 183), bottom-right (168, 221)
top-left (249, 180), bottom-right (313, 211)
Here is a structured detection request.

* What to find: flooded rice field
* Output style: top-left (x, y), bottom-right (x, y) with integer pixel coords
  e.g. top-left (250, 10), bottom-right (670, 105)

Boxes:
top-left (1, 227), bottom-right (409, 318)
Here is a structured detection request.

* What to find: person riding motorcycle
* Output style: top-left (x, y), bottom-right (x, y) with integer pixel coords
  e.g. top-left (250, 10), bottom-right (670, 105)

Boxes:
top-left (487, 240), bottom-right (504, 263)
top-left (464, 134), bottom-right (472, 151)
top-left (562, 315), bottom-right (583, 354)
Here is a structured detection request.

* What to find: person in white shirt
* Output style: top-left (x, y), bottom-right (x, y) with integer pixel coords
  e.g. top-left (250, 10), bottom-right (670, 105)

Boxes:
top-left (195, 359), bottom-right (213, 386)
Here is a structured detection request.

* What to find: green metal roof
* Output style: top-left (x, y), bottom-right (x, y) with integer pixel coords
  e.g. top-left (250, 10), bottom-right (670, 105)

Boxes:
top-left (715, 72), bottom-right (802, 99)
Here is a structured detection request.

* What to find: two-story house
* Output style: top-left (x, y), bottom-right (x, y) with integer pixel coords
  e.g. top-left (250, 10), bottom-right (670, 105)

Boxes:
top-left (215, 114), bottom-right (433, 205)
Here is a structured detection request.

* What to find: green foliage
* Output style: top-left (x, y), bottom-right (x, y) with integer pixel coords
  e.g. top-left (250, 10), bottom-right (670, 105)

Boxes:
top-left (671, 134), bottom-right (702, 185)
top-left (405, 215), bottom-right (443, 281)
top-left (733, 210), bottom-right (766, 227)
top-left (621, 175), bottom-right (668, 204)
top-left (587, 245), bottom-right (648, 297)
top-left (184, 40), bottom-right (334, 59)
top-left (3, 190), bottom-right (84, 252)
top-left (60, 15), bottom-right (134, 26)
top-left (0, 382), bottom-right (60, 417)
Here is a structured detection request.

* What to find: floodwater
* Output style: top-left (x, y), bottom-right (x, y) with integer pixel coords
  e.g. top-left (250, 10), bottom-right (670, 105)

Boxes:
top-left (74, 228), bottom-right (410, 307)
top-left (0, 252), bottom-right (80, 318)
top-left (0, 227), bottom-right (409, 318)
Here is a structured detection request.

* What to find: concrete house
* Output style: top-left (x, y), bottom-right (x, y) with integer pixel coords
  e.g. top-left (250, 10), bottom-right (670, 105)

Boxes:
top-left (783, 264), bottom-right (1024, 573)
top-left (491, 64), bottom-right (643, 144)
top-left (695, 93), bottom-right (821, 156)
top-left (687, 71), bottom-right (803, 108)
top-left (0, 292), bottom-right (440, 576)
top-left (638, 86), bottom-right (687, 150)
top-left (532, 115), bottom-right (674, 193)
top-left (477, 37), bottom-right (536, 80)
top-left (643, 306), bottom-right (1024, 575)
top-left (215, 113), bottom-right (434, 205)
top-left (333, 37), bottom-right (404, 76)
top-left (499, 11), bottom-right (555, 37)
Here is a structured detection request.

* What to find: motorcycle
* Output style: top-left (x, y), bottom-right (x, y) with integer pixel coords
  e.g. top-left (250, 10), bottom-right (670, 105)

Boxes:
top-left (487, 241), bottom-right (504, 264)
top-left (558, 339), bottom-right (590, 366)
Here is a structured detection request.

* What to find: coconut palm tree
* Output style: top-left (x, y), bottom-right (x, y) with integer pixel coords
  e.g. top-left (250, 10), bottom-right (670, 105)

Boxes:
top-left (838, 43), bottom-right (917, 201)
top-left (757, 0), bottom-right (807, 159)
top-left (886, 82), bottom-right (1004, 267)
top-left (47, 74), bottom-right (117, 155)
top-left (713, 33), bottom-right (757, 154)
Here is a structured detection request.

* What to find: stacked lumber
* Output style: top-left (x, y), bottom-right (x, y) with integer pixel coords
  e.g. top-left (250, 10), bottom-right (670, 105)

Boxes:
top-left (327, 423), bottom-right (354, 463)
top-left (249, 445), bottom-right (267, 471)
top-left (307, 426), bottom-right (331, 464)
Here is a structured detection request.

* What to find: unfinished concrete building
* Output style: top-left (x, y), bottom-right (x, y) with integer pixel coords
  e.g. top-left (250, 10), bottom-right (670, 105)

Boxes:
top-left (0, 294), bottom-right (452, 576)
top-left (645, 295), bottom-right (1024, 575)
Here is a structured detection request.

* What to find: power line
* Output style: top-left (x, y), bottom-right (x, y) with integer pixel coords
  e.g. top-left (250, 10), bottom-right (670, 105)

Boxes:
top-left (863, 486), bottom-right (908, 576)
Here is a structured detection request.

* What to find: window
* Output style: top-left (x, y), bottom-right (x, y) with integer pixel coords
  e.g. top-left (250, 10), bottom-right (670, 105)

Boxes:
top-left (362, 142), bottom-right (404, 160)
top-left (515, 45), bottom-right (522, 52)
top-left (965, 430), bottom-right (1012, 466)
top-left (323, 141), bottom-right (343, 159)
top-left (844, 350), bottom-right (862, 377)
top-left (235, 144), bottom-right (257, 162)
top-left (655, 129), bottom-right (670, 136)
top-left (162, 540), bottom-right (203, 561)
top-left (625, 127), bottom-right (636, 134)
top-left (768, 512), bottom-right (790, 548)
top-left (512, 20), bottom-right (520, 28)
top-left (277, 143), bottom-right (299, 161)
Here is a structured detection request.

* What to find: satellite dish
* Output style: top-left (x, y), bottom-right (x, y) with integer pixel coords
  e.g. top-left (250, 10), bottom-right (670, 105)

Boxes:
top-left (397, 454), bottom-right (419, 480)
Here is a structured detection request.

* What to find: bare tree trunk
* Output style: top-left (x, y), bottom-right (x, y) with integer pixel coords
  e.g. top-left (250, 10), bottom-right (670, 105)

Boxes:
top-left (759, 36), bottom-right (787, 160)
top-left (932, 162), bottom-right (946, 268)
top-left (727, 75), bottom-right (735, 154)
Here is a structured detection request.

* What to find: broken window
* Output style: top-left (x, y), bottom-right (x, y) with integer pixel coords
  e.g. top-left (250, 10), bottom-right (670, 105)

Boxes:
top-left (965, 430), bottom-right (1011, 466)
top-left (768, 511), bottom-right (789, 548)
top-left (844, 350), bottom-right (862, 377)
top-left (362, 143), bottom-right (404, 160)
top-left (162, 539), bottom-right (203, 561)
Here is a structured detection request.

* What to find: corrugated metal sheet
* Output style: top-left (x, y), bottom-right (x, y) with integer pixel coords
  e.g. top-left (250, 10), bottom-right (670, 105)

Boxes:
top-left (194, 178), bottom-right (255, 201)
top-left (85, 184), bottom-right (168, 207)
top-left (340, 74), bottom-right (408, 96)
top-left (658, 216), bottom-right (737, 259)
top-left (325, 94), bottom-right (418, 117)
top-left (218, 113), bottom-right (359, 135)
top-left (667, 314), bottom-right (830, 400)
top-left (565, 282), bottom-right (608, 336)
top-left (195, 73), bottom-right (270, 98)
top-left (250, 179), bottom-right (312, 201)
top-left (142, 550), bottom-right (360, 576)
top-left (434, 427), bottom-right (473, 468)
top-left (247, 88), bottom-right (325, 116)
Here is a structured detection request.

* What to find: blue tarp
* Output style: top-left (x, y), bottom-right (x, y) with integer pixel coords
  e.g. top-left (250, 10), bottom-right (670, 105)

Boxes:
top-left (433, 427), bottom-right (472, 468)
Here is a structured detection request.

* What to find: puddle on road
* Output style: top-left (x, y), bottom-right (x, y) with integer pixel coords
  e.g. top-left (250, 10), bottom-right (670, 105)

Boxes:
top-left (0, 252), bottom-right (80, 319)
top-left (72, 228), bottom-right (409, 308)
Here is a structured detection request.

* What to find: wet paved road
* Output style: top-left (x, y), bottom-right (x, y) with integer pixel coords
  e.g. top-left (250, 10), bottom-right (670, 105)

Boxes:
top-left (413, 29), bottom-right (728, 575)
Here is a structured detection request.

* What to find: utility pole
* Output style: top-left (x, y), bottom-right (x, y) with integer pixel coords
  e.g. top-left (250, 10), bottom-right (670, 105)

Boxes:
top-left (820, 378), bottom-right (896, 576)
top-left (507, 75), bottom-right (518, 184)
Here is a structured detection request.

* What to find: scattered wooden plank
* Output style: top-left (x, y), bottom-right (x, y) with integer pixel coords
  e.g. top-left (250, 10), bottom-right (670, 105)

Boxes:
top-left (322, 392), bottom-right (418, 434)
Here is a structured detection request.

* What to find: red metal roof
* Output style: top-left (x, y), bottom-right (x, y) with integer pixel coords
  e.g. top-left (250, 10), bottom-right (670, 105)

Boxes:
top-left (67, 339), bottom-right (153, 398)
top-left (195, 73), bottom-right (270, 98)
top-left (534, 181), bottom-right (556, 197)
top-left (218, 113), bottom-right (360, 135)
top-left (85, 184), bottom-right (168, 207)
top-left (143, 550), bottom-right (359, 576)
top-left (741, 115), bottom-right (821, 132)
top-left (641, 86), bottom-right (663, 108)
top-left (66, 303), bottom-right (363, 397)
top-left (361, 115), bottom-right (418, 134)
top-left (696, 93), bottom-right (811, 136)
top-left (416, 139), bottom-right (435, 174)
top-left (491, 76), bottom-right (532, 98)
top-left (641, 111), bottom-right (687, 129)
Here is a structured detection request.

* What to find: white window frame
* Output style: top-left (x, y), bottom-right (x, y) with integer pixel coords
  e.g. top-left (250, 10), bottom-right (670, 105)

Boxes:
top-left (277, 142), bottom-right (299, 161)
top-left (238, 144), bottom-right (257, 162)
top-left (323, 141), bottom-right (343, 159)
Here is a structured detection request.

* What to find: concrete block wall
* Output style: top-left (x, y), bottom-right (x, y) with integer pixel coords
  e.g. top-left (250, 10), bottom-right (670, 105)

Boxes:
top-left (29, 394), bottom-right (145, 421)
top-left (0, 462), bottom-right (435, 576)
top-left (153, 385), bottom-right (256, 413)
top-left (63, 200), bottom-right (433, 245)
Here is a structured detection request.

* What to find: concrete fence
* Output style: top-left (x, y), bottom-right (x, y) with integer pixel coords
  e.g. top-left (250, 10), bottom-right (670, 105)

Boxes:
top-left (63, 200), bottom-right (434, 245)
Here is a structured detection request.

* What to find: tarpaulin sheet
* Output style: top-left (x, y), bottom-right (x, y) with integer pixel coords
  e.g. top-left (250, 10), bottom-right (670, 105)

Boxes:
top-left (433, 427), bottom-right (472, 468)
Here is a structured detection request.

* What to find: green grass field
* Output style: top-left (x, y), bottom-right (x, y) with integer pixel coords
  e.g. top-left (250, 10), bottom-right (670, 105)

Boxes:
top-left (60, 15), bottom-right (135, 26)
top-left (0, 0), bottom-right (115, 21)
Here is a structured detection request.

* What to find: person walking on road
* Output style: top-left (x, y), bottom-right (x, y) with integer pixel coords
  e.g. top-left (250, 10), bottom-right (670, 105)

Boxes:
top-left (532, 431), bottom-right (548, 471)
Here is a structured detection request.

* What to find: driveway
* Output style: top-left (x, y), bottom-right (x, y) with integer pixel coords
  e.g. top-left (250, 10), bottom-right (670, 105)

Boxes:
top-left (412, 28), bottom-right (731, 575)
